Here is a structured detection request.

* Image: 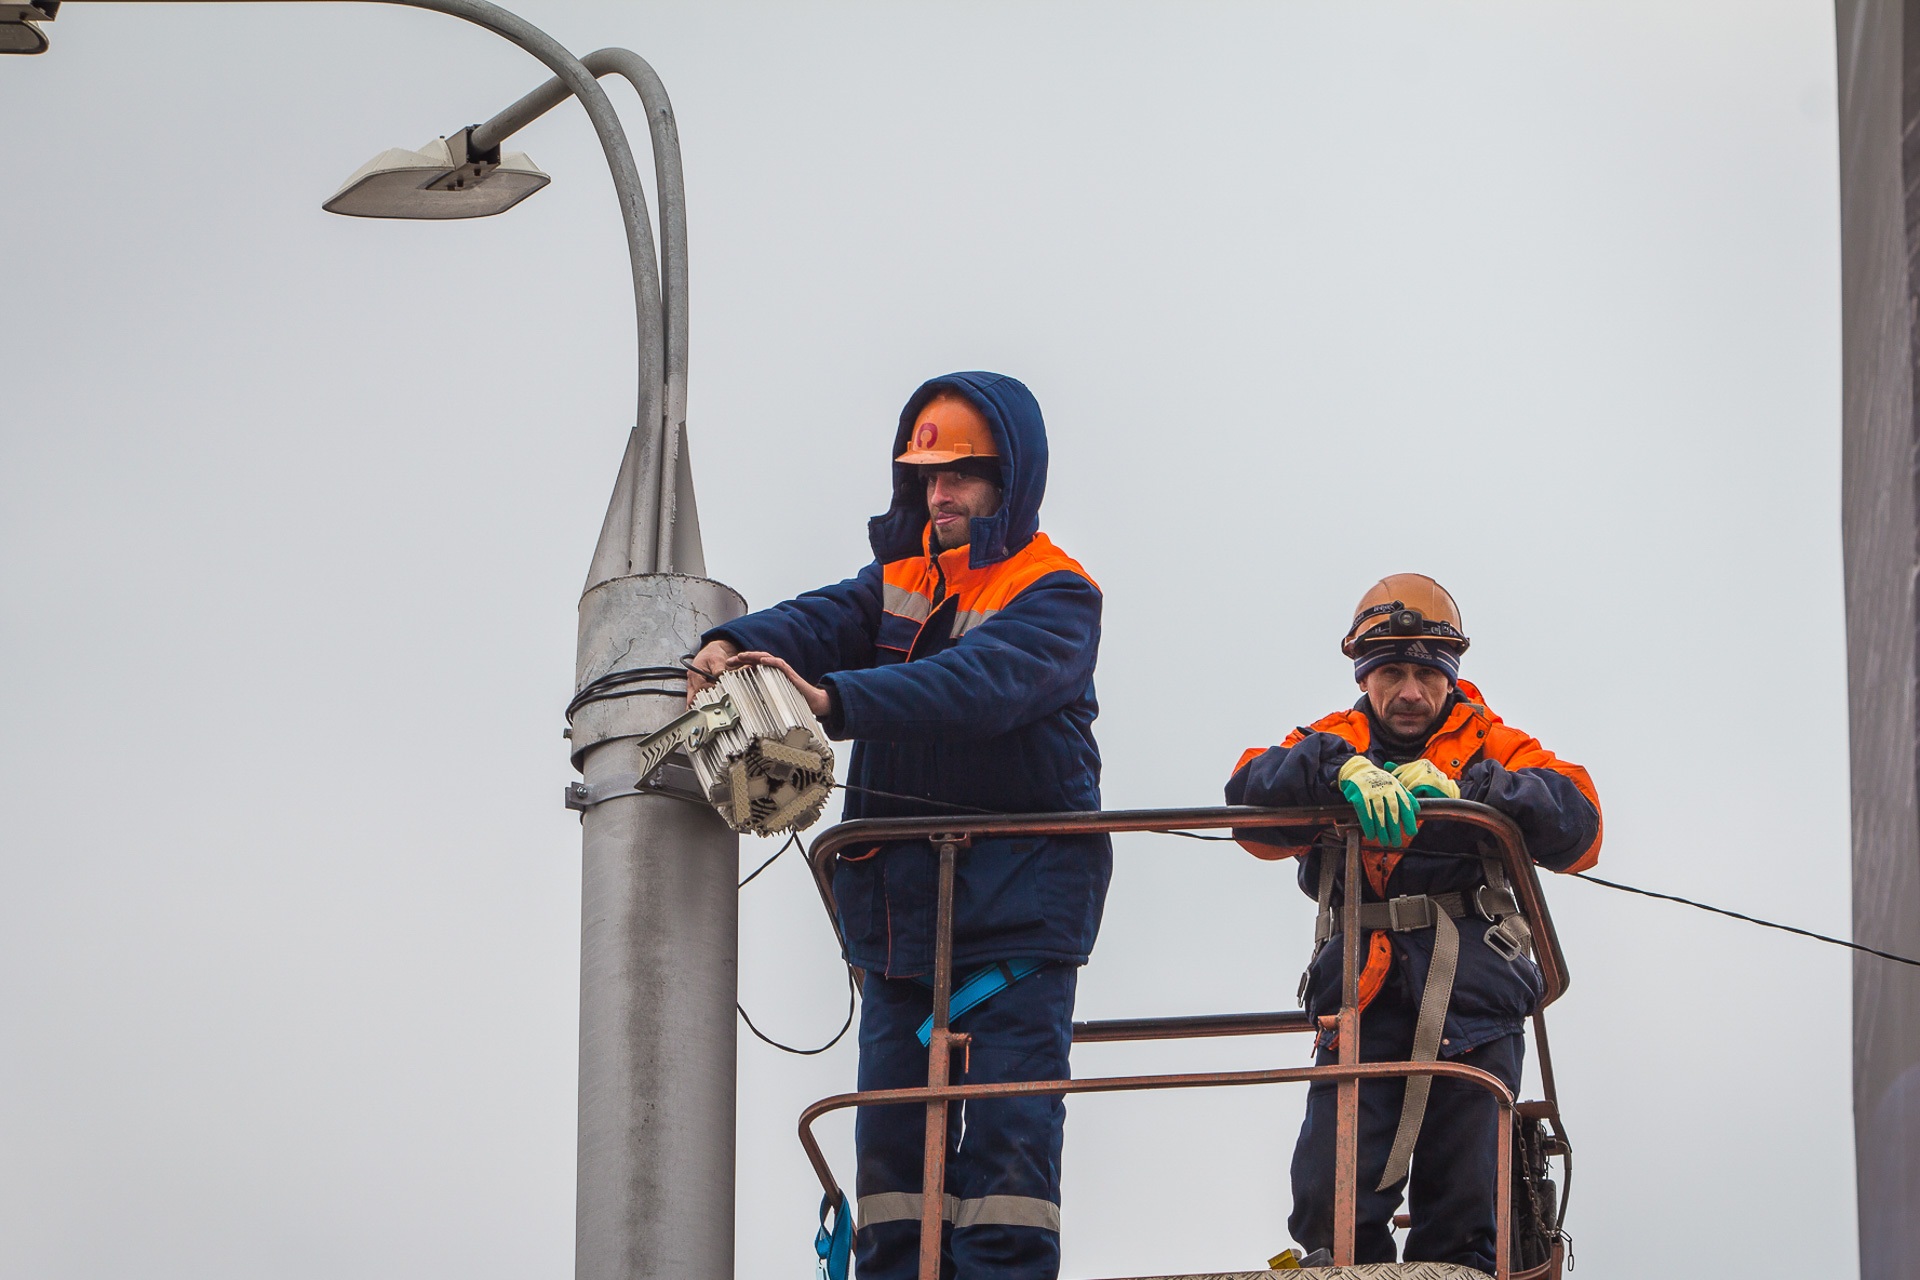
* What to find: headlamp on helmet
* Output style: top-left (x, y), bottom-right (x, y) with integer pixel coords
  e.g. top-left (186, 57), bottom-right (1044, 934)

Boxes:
top-left (1340, 574), bottom-right (1471, 658)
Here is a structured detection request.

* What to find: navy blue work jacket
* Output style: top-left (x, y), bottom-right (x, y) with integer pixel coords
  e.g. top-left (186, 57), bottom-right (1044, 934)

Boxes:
top-left (707, 372), bottom-right (1110, 978)
top-left (1226, 689), bottom-right (1601, 1055)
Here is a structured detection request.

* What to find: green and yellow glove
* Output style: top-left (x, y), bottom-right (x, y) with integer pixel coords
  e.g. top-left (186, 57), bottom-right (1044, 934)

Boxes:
top-left (1336, 754), bottom-right (1420, 847)
top-left (1391, 758), bottom-right (1461, 800)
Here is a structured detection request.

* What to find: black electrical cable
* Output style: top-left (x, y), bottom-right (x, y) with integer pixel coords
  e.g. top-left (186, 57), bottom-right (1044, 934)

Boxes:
top-left (748, 770), bottom-right (1920, 1052)
top-left (735, 829), bottom-right (854, 1054)
top-left (564, 665), bottom-right (688, 722)
top-left (820, 794), bottom-right (1920, 965)
top-left (738, 965), bottom-right (858, 1056)
top-left (739, 831), bottom-right (798, 888)
top-left (831, 781), bottom-right (1000, 815)
top-left (1573, 871), bottom-right (1920, 967)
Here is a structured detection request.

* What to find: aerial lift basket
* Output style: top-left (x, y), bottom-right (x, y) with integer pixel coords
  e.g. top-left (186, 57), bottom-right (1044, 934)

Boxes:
top-left (795, 802), bottom-right (1572, 1280)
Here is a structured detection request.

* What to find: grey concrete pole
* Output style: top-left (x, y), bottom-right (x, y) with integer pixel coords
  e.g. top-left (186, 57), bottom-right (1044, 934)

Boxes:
top-left (570, 576), bottom-right (743, 1280)
top-left (62, 11), bottom-right (739, 1277)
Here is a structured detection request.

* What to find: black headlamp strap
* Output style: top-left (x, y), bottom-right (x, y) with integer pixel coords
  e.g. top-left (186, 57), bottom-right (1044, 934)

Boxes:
top-left (1348, 600), bottom-right (1468, 647)
top-left (1350, 600), bottom-right (1404, 632)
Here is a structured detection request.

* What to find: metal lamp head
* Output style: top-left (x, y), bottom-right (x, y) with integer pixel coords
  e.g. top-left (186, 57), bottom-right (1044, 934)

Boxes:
top-left (324, 128), bottom-right (549, 219)
top-left (0, 1), bottom-right (56, 54)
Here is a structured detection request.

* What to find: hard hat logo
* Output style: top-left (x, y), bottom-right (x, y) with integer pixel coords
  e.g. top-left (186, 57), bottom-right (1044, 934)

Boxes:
top-left (896, 392), bottom-right (1001, 466)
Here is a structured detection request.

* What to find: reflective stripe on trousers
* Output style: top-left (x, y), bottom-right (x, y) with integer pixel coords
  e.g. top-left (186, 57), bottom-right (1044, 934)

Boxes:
top-left (857, 1192), bottom-right (1062, 1231)
top-left (853, 964), bottom-right (1077, 1280)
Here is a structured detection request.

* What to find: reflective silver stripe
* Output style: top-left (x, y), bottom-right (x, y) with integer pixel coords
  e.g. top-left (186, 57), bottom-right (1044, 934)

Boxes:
top-left (953, 1195), bottom-right (1061, 1231)
top-left (855, 1192), bottom-right (1059, 1231)
top-left (857, 1192), bottom-right (959, 1228)
top-left (950, 607), bottom-right (996, 637)
top-left (882, 583), bottom-right (932, 622)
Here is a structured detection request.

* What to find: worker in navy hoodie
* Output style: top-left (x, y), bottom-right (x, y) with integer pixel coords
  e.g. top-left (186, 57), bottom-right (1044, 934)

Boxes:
top-left (688, 371), bottom-right (1107, 1280)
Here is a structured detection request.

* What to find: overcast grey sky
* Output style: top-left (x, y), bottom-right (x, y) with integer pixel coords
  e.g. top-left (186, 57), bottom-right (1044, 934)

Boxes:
top-left (2, 2), bottom-right (1850, 1277)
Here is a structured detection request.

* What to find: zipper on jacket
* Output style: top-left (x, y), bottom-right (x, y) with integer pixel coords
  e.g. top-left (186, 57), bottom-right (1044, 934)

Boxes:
top-left (904, 555), bottom-right (954, 662)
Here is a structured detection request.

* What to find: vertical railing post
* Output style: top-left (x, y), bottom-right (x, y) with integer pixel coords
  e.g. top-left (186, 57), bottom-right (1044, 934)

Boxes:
top-left (1530, 1009), bottom-right (1560, 1103)
top-left (1494, 1102), bottom-right (1512, 1280)
top-left (918, 838), bottom-right (963, 1280)
top-left (1333, 826), bottom-right (1364, 1265)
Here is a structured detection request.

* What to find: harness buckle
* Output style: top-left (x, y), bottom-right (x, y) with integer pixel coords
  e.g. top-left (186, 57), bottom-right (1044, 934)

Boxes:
top-left (1386, 895), bottom-right (1434, 931)
top-left (1484, 920), bottom-right (1527, 962)
top-left (1471, 884), bottom-right (1518, 922)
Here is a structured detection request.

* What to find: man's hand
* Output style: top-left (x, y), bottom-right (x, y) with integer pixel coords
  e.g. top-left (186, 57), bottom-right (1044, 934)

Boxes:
top-left (1391, 758), bottom-right (1461, 800)
top-left (724, 650), bottom-right (832, 720)
top-left (1336, 754), bottom-right (1420, 848)
top-left (686, 638), bottom-right (741, 705)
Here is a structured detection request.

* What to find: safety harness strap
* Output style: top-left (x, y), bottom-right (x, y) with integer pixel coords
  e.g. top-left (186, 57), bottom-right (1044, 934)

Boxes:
top-left (1303, 843), bottom-right (1536, 1192)
top-left (1480, 856), bottom-right (1534, 960)
top-left (1376, 903), bottom-right (1458, 1191)
top-left (815, 1190), bottom-right (853, 1280)
top-left (913, 959), bottom-right (1046, 1047)
top-left (1313, 850), bottom-right (1338, 944)
top-left (1302, 852), bottom-right (1341, 1005)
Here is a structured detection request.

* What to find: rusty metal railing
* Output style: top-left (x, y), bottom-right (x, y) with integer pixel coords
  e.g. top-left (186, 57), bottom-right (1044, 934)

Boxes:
top-left (796, 801), bottom-right (1571, 1280)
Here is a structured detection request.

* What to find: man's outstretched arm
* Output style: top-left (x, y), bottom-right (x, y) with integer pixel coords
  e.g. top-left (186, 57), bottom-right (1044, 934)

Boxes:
top-left (688, 563), bottom-right (885, 700)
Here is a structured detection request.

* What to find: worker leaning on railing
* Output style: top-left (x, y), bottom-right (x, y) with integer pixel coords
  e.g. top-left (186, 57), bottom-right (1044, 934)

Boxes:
top-left (1225, 574), bottom-right (1601, 1276)
top-left (688, 372), bottom-right (1106, 1280)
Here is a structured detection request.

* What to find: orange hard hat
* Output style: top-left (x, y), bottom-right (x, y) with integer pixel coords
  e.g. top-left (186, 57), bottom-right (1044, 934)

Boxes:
top-left (1341, 573), bottom-right (1471, 657)
top-left (896, 394), bottom-right (1000, 465)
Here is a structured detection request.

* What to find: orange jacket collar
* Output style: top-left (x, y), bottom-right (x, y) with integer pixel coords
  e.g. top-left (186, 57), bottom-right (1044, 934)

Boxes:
top-left (920, 522), bottom-right (992, 591)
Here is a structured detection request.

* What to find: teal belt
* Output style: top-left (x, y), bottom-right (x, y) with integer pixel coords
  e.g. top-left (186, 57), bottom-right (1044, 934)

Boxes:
top-left (912, 959), bottom-right (1046, 1046)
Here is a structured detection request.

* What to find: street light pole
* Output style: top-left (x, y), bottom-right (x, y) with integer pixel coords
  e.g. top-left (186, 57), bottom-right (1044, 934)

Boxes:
top-left (502, 52), bottom-right (746, 1280)
top-left (38, 4), bottom-right (746, 1277)
top-left (337, 15), bottom-right (749, 1280)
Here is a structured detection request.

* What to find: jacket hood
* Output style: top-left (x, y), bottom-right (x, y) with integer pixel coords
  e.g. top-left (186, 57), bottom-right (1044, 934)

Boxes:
top-left (868, 371), bottom-right (1048, 568)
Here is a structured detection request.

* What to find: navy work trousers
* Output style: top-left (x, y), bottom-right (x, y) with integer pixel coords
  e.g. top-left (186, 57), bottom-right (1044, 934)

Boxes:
top-left (853, 963), bottom-right (1076, 1280)
top-left (1288, 998), bottom-right (1523, 1274)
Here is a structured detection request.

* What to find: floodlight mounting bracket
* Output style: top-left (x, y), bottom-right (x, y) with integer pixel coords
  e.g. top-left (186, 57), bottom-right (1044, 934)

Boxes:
top-left (564, 751), bottom-right (707, 812)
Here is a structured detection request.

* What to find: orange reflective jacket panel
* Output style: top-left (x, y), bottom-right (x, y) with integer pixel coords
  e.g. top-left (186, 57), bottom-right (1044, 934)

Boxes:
top-left (876, 526), bottom-right (1097, 662)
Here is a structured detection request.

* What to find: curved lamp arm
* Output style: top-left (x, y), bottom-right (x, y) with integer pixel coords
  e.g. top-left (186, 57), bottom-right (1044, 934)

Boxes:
top-left (472, 48), bottom-right (692, 578)
top-left (67, 2), bottom-right (687, 579)
top-left (374, 6), bottom-right (667, 519)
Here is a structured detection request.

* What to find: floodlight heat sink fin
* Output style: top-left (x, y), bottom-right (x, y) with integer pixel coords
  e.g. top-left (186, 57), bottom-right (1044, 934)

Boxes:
top-left (684, 666), bottom-right (836, 837)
